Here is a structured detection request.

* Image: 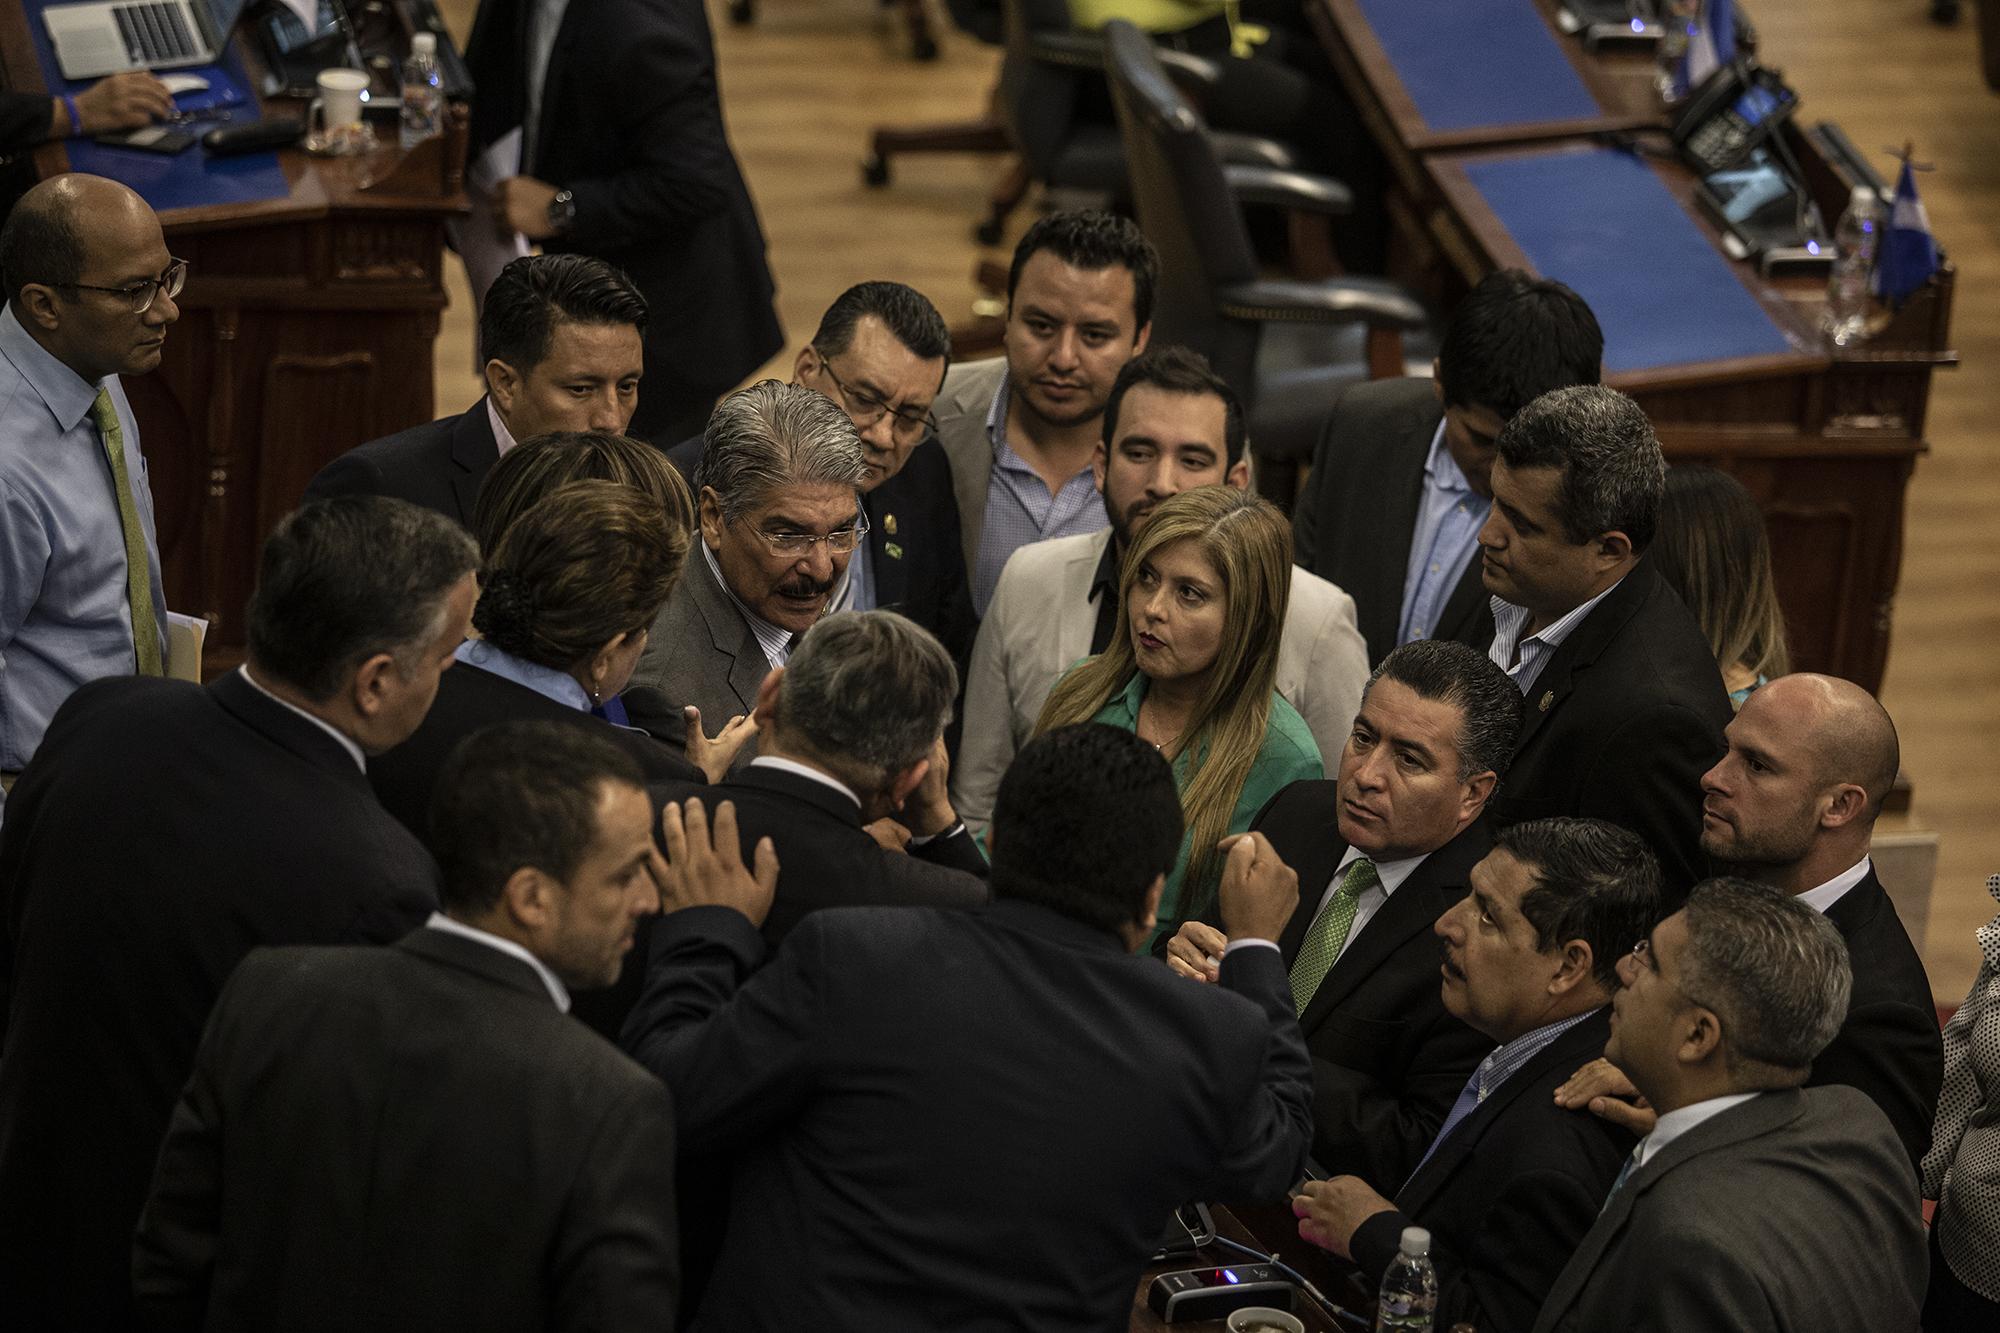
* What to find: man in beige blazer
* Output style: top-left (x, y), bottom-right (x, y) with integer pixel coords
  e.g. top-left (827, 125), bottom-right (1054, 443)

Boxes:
top-left (952, 347), bottom-right (1368, 838)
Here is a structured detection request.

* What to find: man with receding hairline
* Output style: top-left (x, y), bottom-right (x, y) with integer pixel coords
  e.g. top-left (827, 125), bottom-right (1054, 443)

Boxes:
top-left (0, 174), bottom-right (177, 799)
top-left (1557, 673), bottom-right (1943, 1169)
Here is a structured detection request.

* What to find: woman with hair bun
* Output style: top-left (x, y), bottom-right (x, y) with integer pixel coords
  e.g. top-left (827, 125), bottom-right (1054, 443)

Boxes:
top-left (369, 476), bottom-right (703, 846)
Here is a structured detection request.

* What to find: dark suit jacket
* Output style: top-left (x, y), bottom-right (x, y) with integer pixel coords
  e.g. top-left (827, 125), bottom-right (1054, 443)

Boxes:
top-left (1252, 782), bottom-right (1496, 1190)
top-left (1489, 558), bottom-right (1730, 898)
top-left (1349, 1007), bottom-right (1633, 1333)
top-left (668, 434), bottom-right (977, 668)
top-left (301, 398), bottom-right (499, 527)
top-left (0, 672), bottom-right (436, 1332)
top-left (1531, 1086), bottom-right (1927, 1333)
top-left (623, 899), bottom-right (1313, 1332)
top-left (623, 545), bottom-right (770, 765)
top-left (132, 930), bottom-right (678, 1331)
top-left (465, 0), bottom-right (782, 441)
top-left (1816, 866), bottom-right (1945, 1170)
top-left (1292, 378), bottom-right (1492, 664)
top-left (367, 660), bottom-right (700, 840)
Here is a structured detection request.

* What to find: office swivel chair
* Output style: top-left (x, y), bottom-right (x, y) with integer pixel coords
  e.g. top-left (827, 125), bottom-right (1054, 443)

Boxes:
top-left (1101, 19), bottom-right (1431, 509)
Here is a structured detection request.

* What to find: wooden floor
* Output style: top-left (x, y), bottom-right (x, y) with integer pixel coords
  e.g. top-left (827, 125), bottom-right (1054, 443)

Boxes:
top-left (433, 0), bottom-right (1997, 1002)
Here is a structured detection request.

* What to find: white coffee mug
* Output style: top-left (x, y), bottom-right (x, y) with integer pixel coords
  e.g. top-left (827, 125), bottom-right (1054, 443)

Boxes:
top-left (308, 67), bottom-right (371, 150)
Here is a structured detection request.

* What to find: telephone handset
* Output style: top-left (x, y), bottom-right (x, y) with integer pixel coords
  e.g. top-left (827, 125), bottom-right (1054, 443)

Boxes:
top-left (1671, 62), bottom-right (1799, 174)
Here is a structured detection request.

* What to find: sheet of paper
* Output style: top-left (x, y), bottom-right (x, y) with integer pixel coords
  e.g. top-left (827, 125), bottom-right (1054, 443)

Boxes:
top-left (452, 127), bottom-right (531, 306)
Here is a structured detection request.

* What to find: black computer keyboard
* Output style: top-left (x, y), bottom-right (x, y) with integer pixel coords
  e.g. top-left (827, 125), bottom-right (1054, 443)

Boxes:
top-left (114, 2), bottom-right (199, 64)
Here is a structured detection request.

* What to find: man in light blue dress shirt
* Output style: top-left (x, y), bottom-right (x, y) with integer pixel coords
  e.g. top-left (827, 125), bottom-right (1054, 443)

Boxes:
top-left (0, 175), bottom-right (175, 789)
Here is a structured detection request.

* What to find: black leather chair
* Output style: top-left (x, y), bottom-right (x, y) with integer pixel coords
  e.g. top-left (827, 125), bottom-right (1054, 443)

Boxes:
top-left (1101, 19), bottom-right (1432, 509)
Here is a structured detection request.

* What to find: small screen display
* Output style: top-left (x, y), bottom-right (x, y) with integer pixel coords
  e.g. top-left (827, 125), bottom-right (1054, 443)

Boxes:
top-left (1731, 83), bottom-right (1786, 127)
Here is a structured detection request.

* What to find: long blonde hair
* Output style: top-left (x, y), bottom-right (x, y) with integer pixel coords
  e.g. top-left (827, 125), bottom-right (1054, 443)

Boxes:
top-left (1654, 465), bottom-right (1790, 684)
top-left (1035, 487), bottom-right (1293, 915)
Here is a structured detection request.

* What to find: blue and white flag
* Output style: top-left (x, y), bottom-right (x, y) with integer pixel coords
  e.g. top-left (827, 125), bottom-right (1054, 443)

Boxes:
top-left (1875, 160), bottom-right (1941, 308)
top-left (1679, 0), bottom-right (1740, 96)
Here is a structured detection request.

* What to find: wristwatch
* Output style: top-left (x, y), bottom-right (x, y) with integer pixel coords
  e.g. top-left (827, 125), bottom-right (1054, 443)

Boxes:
top-left (546, 189), bottom-right (576, 235)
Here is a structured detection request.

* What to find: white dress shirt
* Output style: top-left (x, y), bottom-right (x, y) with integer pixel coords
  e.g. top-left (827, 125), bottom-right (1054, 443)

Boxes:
top-left (1797, 857), bottom-right (1871, 916)
top-left (485, 397), bottom-right (521, 458)
top-left (1634, 1091), bottom-right (1762, 1168)
top-left (1220, 845), bottom-right (1431, 961)
top-left (701, 542), bottom-right (797, 671)
top-left (426, 912), bottom-right (570, 1011)
top-left (236, 666), bottom-right (365, 771)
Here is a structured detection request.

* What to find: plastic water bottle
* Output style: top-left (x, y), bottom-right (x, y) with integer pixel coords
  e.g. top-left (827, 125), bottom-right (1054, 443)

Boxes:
top-left (399, 31), bottom-right (443, 151)
top-left (1823, 185), bottom-right (1885, 347)
top-left (1376, 1226), bottom-right (1438, 1330)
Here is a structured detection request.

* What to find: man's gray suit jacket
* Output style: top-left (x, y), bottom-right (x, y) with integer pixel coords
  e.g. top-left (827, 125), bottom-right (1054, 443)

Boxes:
top-left (622, 550), bottom-right (770, 770)
top-left (932, 357), bottom-right (1010, 576)
top-left (1531, 1085), bottom-right (1926, 1333)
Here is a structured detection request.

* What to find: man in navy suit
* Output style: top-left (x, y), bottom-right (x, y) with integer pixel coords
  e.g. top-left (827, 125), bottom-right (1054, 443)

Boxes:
top-left (1293, 817), bottom-right (1658, 1333)
top-left (1557, 673), bottom-right (1943, 1170)
top-left (304, 254), bottom-right (647, 525)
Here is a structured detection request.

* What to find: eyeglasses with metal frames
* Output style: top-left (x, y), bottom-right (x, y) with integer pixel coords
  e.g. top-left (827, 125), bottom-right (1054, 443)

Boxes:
top-left (811, 347), bottom-right (938, 444)
top-left (59, 257), bottom-right (188, 316)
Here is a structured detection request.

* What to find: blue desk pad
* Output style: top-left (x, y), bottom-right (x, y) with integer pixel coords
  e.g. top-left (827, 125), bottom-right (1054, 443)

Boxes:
top-left (20, 0), bottom-right (290, 212)
top-left (1353, 0), bottom-right (1604, 133)
top-left (1461, 145), bottom-right (1799, 372)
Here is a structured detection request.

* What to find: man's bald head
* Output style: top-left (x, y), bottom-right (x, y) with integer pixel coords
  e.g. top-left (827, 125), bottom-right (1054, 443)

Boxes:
top-left (0, 174), bottom-right (176, 382)
top-left (1755, 673), bottom-right (1900, 819)
top-left (0, 174), bottom-right (153, 304)
top-left (1699, 673), bottom-right (1900, 884)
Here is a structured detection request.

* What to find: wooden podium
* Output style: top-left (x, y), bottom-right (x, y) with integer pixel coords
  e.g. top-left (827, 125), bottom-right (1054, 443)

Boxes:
top-left (1, 3), bottom-right (468, 667)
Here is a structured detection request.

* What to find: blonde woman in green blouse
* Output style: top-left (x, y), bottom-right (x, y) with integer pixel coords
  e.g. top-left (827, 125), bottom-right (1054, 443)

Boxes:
top-left (1035, 487), bottom-right (1321, 948)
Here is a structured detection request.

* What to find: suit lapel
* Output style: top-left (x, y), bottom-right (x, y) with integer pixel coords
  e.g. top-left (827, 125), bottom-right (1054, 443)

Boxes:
top-left (1398, 1008), bottom-right (1612, 1214)
top-left (1821, 867), bottom-right (1885, 942)
top-left (1509, 560), bottom-right (1659, 755)
top-left (862, 489), bottom-right (910, 612)
top-left (449, 399), bottom-right (501, 526)
top-left (1297, 822), bottom-right (1487, 1028)
top-left (206, 671), bottom-right (370, 793)
top-left (1433, 557), bottom-right (1493, 651)
top-left (1362, 412), bottom-right (1438, 651)
top-left (1540, 1089), bottom-right (1808, 1327)
top-left (690, 552), bottom-right (772, 714)
top-left (529, 3), bottom-right (585, 176)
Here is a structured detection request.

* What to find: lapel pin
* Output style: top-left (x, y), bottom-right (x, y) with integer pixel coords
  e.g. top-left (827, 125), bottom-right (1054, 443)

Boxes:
top-left (885, 542), bottom-right (903, 560)
top-left (1539, 690), bottom-right (1554, 712)
top-left (883, 513), bottom-right (898, 535)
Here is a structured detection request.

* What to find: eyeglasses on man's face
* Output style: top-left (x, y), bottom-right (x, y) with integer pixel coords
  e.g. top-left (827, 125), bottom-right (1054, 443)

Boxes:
top-left (60, 257), bottom-right (188, 316)
top-left (811, 347), bottom-right (938, 445)
top-left (748, 511), bottom-right (871, 557)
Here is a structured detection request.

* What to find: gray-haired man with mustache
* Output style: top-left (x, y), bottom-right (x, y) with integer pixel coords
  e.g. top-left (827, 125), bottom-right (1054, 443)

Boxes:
top-left (623, 381), bottom-right (867, 773)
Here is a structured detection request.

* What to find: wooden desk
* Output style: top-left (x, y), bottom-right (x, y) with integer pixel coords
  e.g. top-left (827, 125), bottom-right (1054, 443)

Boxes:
top-left (1130, 1202), bottom-right (1376, 1332)
top-left (1302, 0), bottom-right (1955, 693)
top-left (0, 2), bottom-right (467, 666)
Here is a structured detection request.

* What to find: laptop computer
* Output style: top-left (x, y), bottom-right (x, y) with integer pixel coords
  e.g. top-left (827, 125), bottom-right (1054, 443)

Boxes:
top-left (43, 0), bottom-right (254, 81)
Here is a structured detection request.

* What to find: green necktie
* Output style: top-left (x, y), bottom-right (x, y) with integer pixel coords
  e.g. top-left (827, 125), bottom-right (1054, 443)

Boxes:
top-left (1288, 857), bottom-right (1379, 1015)
top-left (90, 389), bottom-right (163, 677)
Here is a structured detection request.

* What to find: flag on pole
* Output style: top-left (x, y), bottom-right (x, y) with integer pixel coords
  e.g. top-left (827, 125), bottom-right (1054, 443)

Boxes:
top-left (1680, 0), bottom-right (1740, 95)
top-left (1875, 159), bottom-right (1941, 308)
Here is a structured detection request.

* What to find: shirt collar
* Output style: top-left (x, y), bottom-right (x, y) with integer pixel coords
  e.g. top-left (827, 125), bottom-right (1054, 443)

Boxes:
top-left (455, 638), bottom-right (591, 710)
top-left (425, 912), bottom-right (571, 1011)
top-left (984, 367), bottom-right (1011, 446)
top-left (0, 301), bottom-right (102, 433)
top-left (700, 541), bottom-right (801, 667)
top-left (749, 754), bottom-right (862, 810)
top-left (485, 396), bottom-right (521, 457)
top-left (236, 665), bottom-right (367, 771)
top-left (1334, 843), bottom-right (1430, 897)
top-left (1473, 1006), bottom-right (1599, 1101)
top-left (1490, 572), bottom-right (1628, 660)
top-left (1796, 857), bottom-right (1872, 914)
top-left (1636, 1090), bottom-right (1762, 1167)
top-left (1422, 418), bottom-right (1472, 494)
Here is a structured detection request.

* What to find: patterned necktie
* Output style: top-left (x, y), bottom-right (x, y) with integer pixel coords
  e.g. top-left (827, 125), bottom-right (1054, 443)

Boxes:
top-left (1288, 857), bottom-right (1379, 1015)
top-left (90, 389), bottom-right (163, 677)
top-left (1599, 1147), bottom-right (1642, 1214)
